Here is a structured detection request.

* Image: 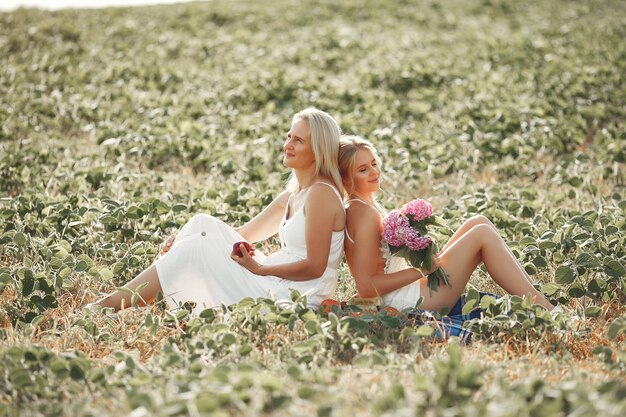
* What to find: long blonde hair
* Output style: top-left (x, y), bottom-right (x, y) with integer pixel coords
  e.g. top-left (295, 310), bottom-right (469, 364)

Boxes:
top-left (286, 108), bottom-right (343, 196)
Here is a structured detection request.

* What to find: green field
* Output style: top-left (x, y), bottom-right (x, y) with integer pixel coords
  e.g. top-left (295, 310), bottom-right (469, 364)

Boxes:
top-left (1, 0), bottom-right (625, 415)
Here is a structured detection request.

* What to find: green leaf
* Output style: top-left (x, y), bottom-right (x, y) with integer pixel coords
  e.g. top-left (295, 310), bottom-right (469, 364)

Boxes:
top-left (125, 205), bottom-right (144, 219)
top-left (50, 359), bottom-right (70, 377)
top-left (574, 252), bottom-right (601, 268)
top-left (584, 306), bottom-right (602, 317)
top-left (461, 299), bottom-right (478, 315)
top-left (538, 241), bottom-right (558, 250)
top-left (69, 363), bottom-right (86, 380)
top-left (555, 265), bottom-right (575, 285)
top-left (524, 263), bottom-right (537, 275)
top-left (480, 295), bottom-right (497, 310)
top-left (567, 283), bottom-right (585, 298)
top-left (155, 201), bottom-right (170, 214)
top-left (199, 308), bottom-right (216, 321)
top-left (532, 256), bottom-right (548, 268)
top-left (76, 254), bottom-right (93, 266)
top-left (380, 316), bottom-right (401, 328)
top-left (239, 344), bottom-right (252, 356)
top-left (112, 261), bottom-right (126, 274)
top-left (21, 270), bottom-right (35, 296)
top-left (100, 215), bottom-right (118, 224)
top-left (588, 278), bottom-right (607, 294)
top-left (415, 325), bottom-right (434, 337)
top-left (175, 309), bottom-right (189, 320)
top-left (607, 318), bottom-right (626, 339)
top-left (0, 271), bottom-right (12, 289)
top-left (304, 320), bottom-right (322, 335)
top-left (604, 257), bottom-right (626, 278)
top-left (14, 232), bottom-right (27, 246)
top-left (465, 288), bottom-right (480, 302)
top-left (11, 369), bottom-right (33, 388)
top-left (447, 342), bottom-right (462, 365)
top-left (221, 332), bottom-right (237, 345)
top-left (359, 314), bottom-right (377, 323)
top-left (99, 268), bottom-right (113, 280)
top-left (74, 260), bottom-right (89, 272)
top-left (540, 283), bottom-right (560, 297)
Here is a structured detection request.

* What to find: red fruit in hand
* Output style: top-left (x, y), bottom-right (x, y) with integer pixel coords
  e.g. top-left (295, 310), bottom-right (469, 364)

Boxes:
top-left (233, 241), bottom-right (253, 257)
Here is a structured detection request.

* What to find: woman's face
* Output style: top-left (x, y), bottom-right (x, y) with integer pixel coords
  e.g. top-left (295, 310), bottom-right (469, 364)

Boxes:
top-left (349, 148), bottom-right (381, 194)
top-left (283, 118), bottom-right (315, 169)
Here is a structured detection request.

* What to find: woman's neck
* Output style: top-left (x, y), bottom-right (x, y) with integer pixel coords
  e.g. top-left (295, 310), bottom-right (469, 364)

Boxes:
top-left (294, 165), bottom-right (318, 191)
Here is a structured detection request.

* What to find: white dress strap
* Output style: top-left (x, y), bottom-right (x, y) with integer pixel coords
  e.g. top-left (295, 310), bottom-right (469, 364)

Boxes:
top-left (345, 197), bottom-right (368, 206)
top-left (344, 197), bottom-right (370, 244)
top-left (345, 229), bottom-right (355, 244)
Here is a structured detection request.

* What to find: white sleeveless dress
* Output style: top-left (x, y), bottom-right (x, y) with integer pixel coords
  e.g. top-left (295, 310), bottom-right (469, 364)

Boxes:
top-left (345, 199), bottom-right (421, 310)
top-left (154, 184), bottom-right (344, 315)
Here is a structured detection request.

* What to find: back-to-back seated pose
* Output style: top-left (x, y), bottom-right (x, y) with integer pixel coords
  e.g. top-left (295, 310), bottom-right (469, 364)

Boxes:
top-left (338, 135), bottom-right (554, 312)
top-left (88, 108), bottom-right (346, 315)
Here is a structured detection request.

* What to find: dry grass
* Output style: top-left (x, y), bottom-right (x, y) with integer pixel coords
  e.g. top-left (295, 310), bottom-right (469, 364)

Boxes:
top-left (2, 273), bottom-right (623, 382)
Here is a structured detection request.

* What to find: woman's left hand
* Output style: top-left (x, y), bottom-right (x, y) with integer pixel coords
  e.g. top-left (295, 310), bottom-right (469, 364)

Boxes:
top-left (230, 243), bottom-right (263, 275)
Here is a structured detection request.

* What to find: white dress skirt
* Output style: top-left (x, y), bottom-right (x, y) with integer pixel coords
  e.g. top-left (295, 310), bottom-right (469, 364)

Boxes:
top-left (379, 241), bottom-right (423, 310)
top-left (154, 188), bottom-right (344, 315)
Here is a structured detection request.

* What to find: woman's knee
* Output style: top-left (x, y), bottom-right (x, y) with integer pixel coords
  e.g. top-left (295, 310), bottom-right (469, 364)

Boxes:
top-left (188, 213), bottom-right (215, 225)
top-left (183, 213), bottom-right (220, 232)
top-left (468, 214), bottom-right (491, 227)
top-left (469, 223), bottom-right (498, 241)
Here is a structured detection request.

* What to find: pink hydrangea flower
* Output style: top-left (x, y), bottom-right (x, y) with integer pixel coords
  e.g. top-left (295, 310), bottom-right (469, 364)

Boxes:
top-left (401, 199), bottom-right (433, 222)
top-left (405, 228), bottom-right (431, 251)
top-left (382, 210), bottom-right (410, 247)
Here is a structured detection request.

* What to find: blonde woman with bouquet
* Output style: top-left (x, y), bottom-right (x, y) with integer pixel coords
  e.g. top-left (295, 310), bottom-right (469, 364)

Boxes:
top-left (338, 135), bottom-right (554, 312)
top-left (88, 108), bottom-right (346, 314)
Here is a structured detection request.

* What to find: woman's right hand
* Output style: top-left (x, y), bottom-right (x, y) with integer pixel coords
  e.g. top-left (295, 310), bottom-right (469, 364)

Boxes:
top-left (422, 256), bottom-right (441, 275)
top-left (160, 234), bottom-right (177, 255)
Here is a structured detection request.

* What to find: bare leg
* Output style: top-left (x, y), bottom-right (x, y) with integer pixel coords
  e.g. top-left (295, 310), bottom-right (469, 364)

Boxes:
top-left (438, 215), bottom-right (498, 254)
top-left (420, 224), bottom-right (553, 311)
top-left (93, 265), bottom-right (163, 311)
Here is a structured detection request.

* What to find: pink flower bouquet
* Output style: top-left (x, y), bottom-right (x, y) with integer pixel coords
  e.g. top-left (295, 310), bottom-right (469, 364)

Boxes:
top-left (382, 199), bottom-right (449, 293)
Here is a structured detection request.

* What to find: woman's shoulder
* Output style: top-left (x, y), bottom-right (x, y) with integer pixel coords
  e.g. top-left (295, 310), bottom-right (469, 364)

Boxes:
top-left (346, 201), bottom-right (381, 224)
top-left (307, 181), bottom-right (343, 203)
top-left (346, 202), bottom-right (382, 242)
top-left (346, 199), bottom-right (380, 215)
top-left (305, 181), bottom-right (345, 224)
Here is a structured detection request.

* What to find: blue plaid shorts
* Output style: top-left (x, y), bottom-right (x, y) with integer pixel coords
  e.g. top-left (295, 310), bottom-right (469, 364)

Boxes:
top-left (408, 292), bottom-right (497, 343)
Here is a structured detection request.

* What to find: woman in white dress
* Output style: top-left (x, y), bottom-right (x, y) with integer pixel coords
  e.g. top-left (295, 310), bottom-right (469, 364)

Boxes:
top-left (89, 108), bottom-right (346, 314)
top-left (338, 135), bottom-right (554, 312)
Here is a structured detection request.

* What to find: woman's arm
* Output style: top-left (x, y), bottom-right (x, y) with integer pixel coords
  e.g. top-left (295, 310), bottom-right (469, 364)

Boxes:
top-left (235, 190), bottom-right (291, 243)
top-left (348, 206), bottom-right (426, 298)
top-left (232, 183), bottom-right (342, 281)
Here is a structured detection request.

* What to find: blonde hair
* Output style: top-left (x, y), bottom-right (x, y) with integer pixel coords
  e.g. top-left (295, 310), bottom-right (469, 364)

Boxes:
top-left (286, 108), bottom-right (344, 196)
top-left (338, 135), bottom-right (382, 196)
